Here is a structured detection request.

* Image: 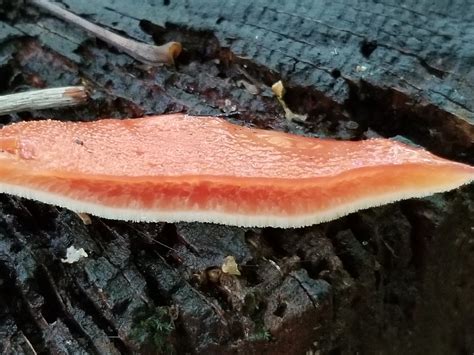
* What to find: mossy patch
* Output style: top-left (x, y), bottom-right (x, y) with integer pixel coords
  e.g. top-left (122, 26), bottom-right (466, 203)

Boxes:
top-left (130, 306), bottom-right (175, 353)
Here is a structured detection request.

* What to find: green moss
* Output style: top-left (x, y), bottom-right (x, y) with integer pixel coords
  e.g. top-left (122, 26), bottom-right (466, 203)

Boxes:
top-left (130, 306), bottom-right (175, 353)
top-left (248, 327), bottom-right (272, 342)
top-left (243, 292), bottom-right (273, 342)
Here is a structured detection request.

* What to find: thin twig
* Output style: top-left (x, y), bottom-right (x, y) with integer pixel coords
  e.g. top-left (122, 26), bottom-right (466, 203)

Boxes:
top-left (29, 0), bottom-right (182, 65)
top-left (0, 86), bottom-right (88, 115)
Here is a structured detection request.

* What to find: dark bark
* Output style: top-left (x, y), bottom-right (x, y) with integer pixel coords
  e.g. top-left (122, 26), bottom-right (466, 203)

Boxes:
top-left (0, 0), bottom-right (473, 354)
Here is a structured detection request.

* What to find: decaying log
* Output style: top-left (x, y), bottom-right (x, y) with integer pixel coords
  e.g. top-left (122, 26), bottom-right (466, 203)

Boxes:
top-left (0, 0), bottom-right (472, 354)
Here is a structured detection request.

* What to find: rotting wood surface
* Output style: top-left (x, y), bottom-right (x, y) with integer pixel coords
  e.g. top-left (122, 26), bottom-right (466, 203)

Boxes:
top-left (0, 1), bottom-right (473, 354)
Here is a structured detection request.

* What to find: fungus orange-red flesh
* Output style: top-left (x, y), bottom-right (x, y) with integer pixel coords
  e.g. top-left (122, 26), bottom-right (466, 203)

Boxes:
top-left (0, 114), bottom-right (472, 227)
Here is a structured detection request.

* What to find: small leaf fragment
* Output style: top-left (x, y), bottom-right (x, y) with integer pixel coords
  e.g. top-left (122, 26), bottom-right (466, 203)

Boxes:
top-left (221, 255), bottom-right (241, 276)
top-left (271, 80), bottom-right (307, 122)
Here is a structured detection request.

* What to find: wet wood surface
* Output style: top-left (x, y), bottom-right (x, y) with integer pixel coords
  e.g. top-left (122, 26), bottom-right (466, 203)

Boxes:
top-left (0, 1), bottom-right (473, 354)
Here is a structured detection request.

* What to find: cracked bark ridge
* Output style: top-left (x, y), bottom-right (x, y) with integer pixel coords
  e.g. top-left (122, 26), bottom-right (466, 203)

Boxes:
top-left (0, 1), bottom-right (473, 354)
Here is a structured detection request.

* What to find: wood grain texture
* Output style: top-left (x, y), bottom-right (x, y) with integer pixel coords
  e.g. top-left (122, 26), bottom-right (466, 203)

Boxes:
top-left (60, 0), bottom-right (474, 119)
top-left (0, 0), bottom-right (473, 354)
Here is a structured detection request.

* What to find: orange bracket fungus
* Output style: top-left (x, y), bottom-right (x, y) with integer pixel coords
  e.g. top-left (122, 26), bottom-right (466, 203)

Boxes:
top-left (0, 114), bottom-right (472, 228)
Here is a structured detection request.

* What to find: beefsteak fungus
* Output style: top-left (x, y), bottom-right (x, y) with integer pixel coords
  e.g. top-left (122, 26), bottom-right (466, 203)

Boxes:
top-left (0, 114), bottom-right (472, 227)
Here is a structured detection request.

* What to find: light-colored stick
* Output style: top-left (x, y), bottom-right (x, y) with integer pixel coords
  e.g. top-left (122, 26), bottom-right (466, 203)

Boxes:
top-left (30, 0), bottom-right (182, 65)
top-left (0, 86), bottom-right (88, 115)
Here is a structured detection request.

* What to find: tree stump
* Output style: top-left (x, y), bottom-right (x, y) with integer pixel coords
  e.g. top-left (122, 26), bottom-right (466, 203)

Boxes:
top-left (0, 1), bottom-right (472, 354)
